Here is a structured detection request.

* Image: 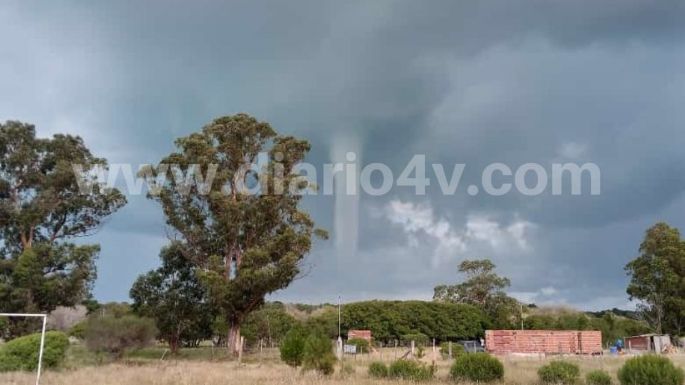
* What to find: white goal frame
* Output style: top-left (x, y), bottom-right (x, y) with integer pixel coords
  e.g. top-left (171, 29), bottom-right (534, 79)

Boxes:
top-left (0, 313), bottom-right (47, 385)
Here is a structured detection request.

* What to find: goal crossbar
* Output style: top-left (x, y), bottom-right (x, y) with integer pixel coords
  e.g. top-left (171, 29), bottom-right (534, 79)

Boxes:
top-left (0, 313), bottom-right (47, 385)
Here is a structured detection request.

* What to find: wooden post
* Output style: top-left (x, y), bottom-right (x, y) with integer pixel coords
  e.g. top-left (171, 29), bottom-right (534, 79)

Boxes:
top-left (449, 341), bottom-right (453, 359)
top-left (411, 340), bottom-right (415, 356)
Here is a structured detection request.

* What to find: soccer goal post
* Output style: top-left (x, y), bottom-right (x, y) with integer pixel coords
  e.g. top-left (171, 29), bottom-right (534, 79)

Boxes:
top-left (0, 313), bottom-right (47, 385)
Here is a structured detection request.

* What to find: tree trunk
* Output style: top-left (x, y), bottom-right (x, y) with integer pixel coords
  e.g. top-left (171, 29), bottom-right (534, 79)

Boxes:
top-left (227, 322), bottom-right (241, 356)
top-left (169, 336), bottom-right (180, 355)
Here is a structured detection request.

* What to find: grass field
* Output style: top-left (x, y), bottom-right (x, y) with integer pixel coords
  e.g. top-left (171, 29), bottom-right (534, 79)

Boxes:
top-left (2, 346), bottom-right (685, 385)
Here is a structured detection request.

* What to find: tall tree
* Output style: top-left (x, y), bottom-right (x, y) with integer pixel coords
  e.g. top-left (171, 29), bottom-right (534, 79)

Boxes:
top-left (144, 114), bottom-right (326, 355)
top-left (434, 259), bottom-right (519, 328)
top-left (0, 121), bottom-right (126, 336)
top-left (625, 222), bottom-right (685, 335)
top-left (130, 242), bottom-right (215, 353)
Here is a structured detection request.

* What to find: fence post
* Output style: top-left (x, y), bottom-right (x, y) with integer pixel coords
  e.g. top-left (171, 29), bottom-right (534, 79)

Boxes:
top-left (238, 336), bottom-right (244, 364)
top-left (432, 338), bottom-right (436, 363)
top-left (259, 338), bottom-right (263, 364)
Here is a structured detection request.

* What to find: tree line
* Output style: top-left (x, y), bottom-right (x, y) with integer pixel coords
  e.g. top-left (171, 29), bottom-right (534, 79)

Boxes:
top-left (0, 116), bottom-right (680, 356)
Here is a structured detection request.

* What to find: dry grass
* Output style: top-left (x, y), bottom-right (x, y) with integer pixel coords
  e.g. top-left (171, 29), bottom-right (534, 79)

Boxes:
top-left (2, 349), bottom-right (685, 385)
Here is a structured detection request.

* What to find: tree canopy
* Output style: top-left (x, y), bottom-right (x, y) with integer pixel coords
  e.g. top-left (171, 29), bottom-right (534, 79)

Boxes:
top-left (0, 121), bottom-right (125, 336)
top-left (144, 114), bottom-right (326, 354)
top-left (306, 300), bottom-right (488, 343)
top-left (130, 242), bottom-right (215, 353)
top-left (625, 222), bottom-right (685, 335)
top-left (434, 259), bottom-right (520, 329)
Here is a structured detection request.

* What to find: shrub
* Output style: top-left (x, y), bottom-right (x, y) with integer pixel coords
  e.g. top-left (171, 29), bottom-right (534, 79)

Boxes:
top-left (450, 352), bottom-right (504, 383)
top-left (0, 331), bottom-right (69, 372)
top-left (388, 359), bottom-right (434, 381)
top-left (617, 355), bottom-right (684, 385)
top-left (401, 333), bottom-right (429, 347)
top-left (586, 370), bottom-right (613, 385)
top-left (368, 361), bottom-right (389, 378)
top-left (280, 326), bottom-right (308, 367)
top-left (347, 338), bottom-right (370, 353)
top-left (440, 341), bottom-right (465, 358)
top-left (85, 315), bottom-right (157, 358)
top-left (537, 361), bottom-right (580, 385)
top-left (68, 321), bottom-right (87, 340)
top-left (302, 331), bottom-right (336, 375)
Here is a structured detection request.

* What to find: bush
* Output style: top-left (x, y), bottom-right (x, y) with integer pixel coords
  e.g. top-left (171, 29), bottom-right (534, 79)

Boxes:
top-left (401, 333), bottom-right (429, 347)
top-left (302, 331), bottom-right (336, 375)
top-left (347, 338), bottom-right (370, 353)
top-left (440, 341), bottom-right (465, 358)
top-left (586, 370), bottom-right (613, 385)
top-left (538, 361), bottom-right (580, 385)
top-left (280, 326), bottom-right (308, 367)
top-left (368, 361), bottom-right (389, 378)
top-left (0, 331), bottom-right (69, 372)
top-left (617, 355), bottom-right (684, 385)
top-left (85, 315), bottom-right (157, 358)
top-left (388, 359), bottom-right (434, 381)
top-left (68, 321), bottom-right (87, 340)
top-left (450, 352), bottom-right (504, 383)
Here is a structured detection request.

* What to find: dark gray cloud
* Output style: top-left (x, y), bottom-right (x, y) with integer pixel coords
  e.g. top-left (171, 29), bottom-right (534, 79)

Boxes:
top-left (1, 1), bottom-right (683, 309)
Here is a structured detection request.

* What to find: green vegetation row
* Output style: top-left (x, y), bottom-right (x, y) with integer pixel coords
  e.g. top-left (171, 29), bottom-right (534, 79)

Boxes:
top-left (366, 354), bottom-right (683, 385)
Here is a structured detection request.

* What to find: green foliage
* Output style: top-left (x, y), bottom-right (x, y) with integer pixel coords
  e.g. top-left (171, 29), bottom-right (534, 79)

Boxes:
top-left (522, 310), bottom-right (649, 345)
top-left (302, 331), bottom-right (336, 375)
top-left (307, 300), bottom-right (486, 342)
top-left (537, 361), bottom-right (581, 385)
top-left (84, 315), bottom-right (157, 358)
top-left (625, 222), bottom-right (685, 335)
top-left (368, 361), bottom-right (389, 378)
top-left (440, 341), bottom-right (465, 358)
top-left (450, 352), bottom-right (504, 383)
top-left (242, 303), bottom-right (298, 346)
top-left (0, 331), bottom-right (69, 372)
top-left (434, 259), bottom-right (521, 329)
top-left (415, 345), bottom-right (426, 359)
top-left (0, 121), bottom-right (126, 338)
top-left (279, 325), bottom-right (308, 367)
top-left (97, 302), bottom-right (132, 317)
top-left (401, 333), bottom-right (429, 347)
top-left (586, 370), bottom-right (613, 385)
top-left (617, 355), bottom-right (684, 385)
top-left (0, 244), bottom-right (100, 338)
top-left (347, 338), bottom-right (370, 352)
top-left (143, 114), bottom-right (326, 354)
top-left (590, 312), bottom-right (650, 345)
top-left (68, 321), bottom-right (87, 340)
top-left (130, 242), bottom-right (214, 352)
top-left (388, 359), bottom-right (434, 382)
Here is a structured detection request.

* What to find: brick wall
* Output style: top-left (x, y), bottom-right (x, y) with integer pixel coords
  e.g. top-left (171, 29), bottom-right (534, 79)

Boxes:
top-left (485, 330), bottom-right (602, 355)
top-left (348, 330), bottom-right (372, 342)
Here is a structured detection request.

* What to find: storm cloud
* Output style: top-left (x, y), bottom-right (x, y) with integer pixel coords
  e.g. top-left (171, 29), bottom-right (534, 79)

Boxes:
top-left (1, 0), bottom-right (684, 309)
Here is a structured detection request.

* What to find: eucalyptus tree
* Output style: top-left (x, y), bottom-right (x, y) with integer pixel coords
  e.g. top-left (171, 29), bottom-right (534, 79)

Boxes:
top-left (0, 121), bottom-right (126, 335)
top-left (144, 114), bottom-right (326, 355)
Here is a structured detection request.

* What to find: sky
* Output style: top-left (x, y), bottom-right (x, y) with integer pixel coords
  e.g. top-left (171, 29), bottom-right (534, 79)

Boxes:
top-left (1, 1), bottom-right (684, 311)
